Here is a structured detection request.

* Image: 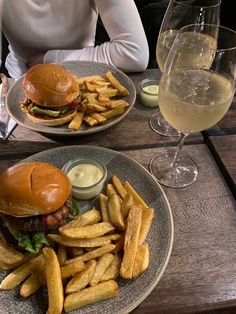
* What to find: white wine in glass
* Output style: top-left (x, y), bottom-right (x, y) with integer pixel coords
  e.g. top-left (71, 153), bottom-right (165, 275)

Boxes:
top-left (150, 23), bottom-right (236, 188)
top-left (150, 0), bottom-right (221, 137)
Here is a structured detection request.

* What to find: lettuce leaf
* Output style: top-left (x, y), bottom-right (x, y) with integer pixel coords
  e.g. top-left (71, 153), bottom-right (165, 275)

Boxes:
top-left (66, 199), bottom-right (80, 222)
top-left (18, 231), bottom-right (49, 253)
top-left (16, 200), bottom-right (80, 253)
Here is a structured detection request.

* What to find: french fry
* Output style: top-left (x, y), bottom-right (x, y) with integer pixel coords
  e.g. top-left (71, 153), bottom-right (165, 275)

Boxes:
top-left (43, 247), bottom-right (64, 314)
top-left (76, 75), bottom-right (105, 85)
top-left (90, 112), bottom-right (107, 124)
top-left (0, 234), bottom-right (24, 270)
top-left (82, 92), bottom-right (98, 101)
top-left (120, 204), bottom-right (143, 279)
top-left (112, 175), bottom-right (127, 199)
top-left (83, 115), bottom-right (98, 126)
top-left (85, 81), bottom-right (102, 92)
top-left (68, 112), bottom-right (84, 130)
top-left (67, 247), bottom-right (84, 257)
top-left (20, 272), bottom-right (42, 298)
top-left (101, 107), bottom-right (125, 119)
top-left (57, 245), bottom-right (67, 266)
top-left (121, 192), bottom-right (133, 219)
top-left (132, 243), bottom-right (150, 278)
top-left (0, 254), bottom-right (43, 290)
top-left (92, 80), bottom-right (111, 87)
top-left (64, 244), bottom-right (116, 264)
top-left (105, 71), bottom-right (129, 96)
top-left (64, 280), bottom-right (118, 312)
top-left (86, 103), bottom-right (107, 112)
top-left (112, 233), bottom-right (125, 254)
top-left (61, 260), bottom-right (85, 280)
top-left (96, 86), bottom-right (118, 98)
top-left (90, 253), bottom-right (114, 286)
top-left (107, 99), bottom-right (129, 109)
top-left (124, 181), bottom-right (149, 209)
top-left (59, 207), bottom-right (101, 231)
top-left (139, 207), bottom-right (154, 245)
top-left (66, 260), bottom-right (96, 294)
top-left (60, 222), bottom-right (115, 239)
top-left (99, 193), bottom-right (110, 222)
top-left (101, 253), bottom-right (122, 282)
top-left (49, 233), bottom-right (120, 248)
top-left (106, 183), bottom-right (118, 197)
top-left (108, 193), bottom-right (125, 231)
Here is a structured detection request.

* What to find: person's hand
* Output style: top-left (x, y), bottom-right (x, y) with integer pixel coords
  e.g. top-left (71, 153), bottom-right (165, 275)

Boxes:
top-left (27, 53), bottom-right (45, 68)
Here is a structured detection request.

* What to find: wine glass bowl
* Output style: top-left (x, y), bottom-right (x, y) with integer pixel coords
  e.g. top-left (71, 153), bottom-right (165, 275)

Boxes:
top-left (150, 0), bottom-right (221, 136)
top-left (150, 24), bottom-right (236, 188)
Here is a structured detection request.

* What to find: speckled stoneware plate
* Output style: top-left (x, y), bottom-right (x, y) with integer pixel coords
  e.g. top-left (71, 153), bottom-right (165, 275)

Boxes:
top-left (6, 61), bottom-right (136, 136)
top-left (0, 145), bottom-right (174, 314)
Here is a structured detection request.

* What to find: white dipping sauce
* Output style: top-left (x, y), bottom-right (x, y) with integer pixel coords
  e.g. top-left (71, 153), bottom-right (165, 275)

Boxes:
top-left (140, 85), bottom-right (159, 107)
top-left (68, 164), bottom-right (103, 187)
top-left (67, 163), bottom-right (105, 200)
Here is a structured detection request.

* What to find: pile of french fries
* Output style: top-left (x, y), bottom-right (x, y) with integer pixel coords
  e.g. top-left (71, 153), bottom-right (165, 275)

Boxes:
top-left (0, 175), bottom-right (154, 314)
top-left (68, 71), bottom-right (130, 130)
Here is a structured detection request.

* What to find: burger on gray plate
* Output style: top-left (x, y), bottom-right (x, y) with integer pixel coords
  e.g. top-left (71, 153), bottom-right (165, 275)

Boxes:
top-left (0, 161), bottom-right (79, 253)
top-left (20, 63), bottom-right (80, 126)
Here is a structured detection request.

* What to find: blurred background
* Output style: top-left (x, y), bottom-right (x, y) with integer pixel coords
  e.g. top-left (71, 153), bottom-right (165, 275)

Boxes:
top-left (1, 0), bottom-right (235, 76)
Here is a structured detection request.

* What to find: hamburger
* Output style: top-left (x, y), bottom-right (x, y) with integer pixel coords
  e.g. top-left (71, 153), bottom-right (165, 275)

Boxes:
top-left (20, 64), bottom-right (80, 126)
top-left (0, 162), bottom-right (79, 253)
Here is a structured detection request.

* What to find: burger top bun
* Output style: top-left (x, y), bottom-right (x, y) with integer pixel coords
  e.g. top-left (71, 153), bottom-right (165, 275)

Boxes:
top-left (22, 64), bottom-right (80, 107)
top-left (0, 162), bottom-right (71, 217)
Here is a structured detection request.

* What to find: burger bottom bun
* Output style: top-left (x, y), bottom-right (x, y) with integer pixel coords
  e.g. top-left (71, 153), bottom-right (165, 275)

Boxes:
top-left (26, 110), bottom-right (77, 126)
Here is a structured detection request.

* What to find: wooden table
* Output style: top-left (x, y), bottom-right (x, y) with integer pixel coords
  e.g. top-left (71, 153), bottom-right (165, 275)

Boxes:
top-left (0, 68), bottom-right (236, 314)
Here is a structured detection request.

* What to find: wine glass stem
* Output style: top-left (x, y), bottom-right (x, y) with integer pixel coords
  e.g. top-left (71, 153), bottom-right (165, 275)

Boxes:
top-left (172, 133), bottom-right (189, 167)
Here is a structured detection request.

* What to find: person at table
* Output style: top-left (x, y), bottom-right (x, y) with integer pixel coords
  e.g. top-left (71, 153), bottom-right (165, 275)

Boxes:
top-left (0, 0), bottom-right (149, 79)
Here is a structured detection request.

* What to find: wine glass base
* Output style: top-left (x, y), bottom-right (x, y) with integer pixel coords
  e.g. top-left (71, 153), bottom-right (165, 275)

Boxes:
top-left (150, 147), bottom-right (198, 188)
top-left (149, 112), bottom-right (179, 137)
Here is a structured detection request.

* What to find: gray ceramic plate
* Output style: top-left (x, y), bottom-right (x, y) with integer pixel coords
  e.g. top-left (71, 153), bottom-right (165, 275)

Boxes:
top-left (0, 145), bottom-right (174, 314)
top-left (6, 61), bottom-right (136, 136)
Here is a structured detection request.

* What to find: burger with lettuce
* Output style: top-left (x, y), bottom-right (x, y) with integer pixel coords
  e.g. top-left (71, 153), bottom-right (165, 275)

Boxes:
top-left (20, 63), bottom-right (80, 126)
top-left (0, 161), bottom-right (79, 253)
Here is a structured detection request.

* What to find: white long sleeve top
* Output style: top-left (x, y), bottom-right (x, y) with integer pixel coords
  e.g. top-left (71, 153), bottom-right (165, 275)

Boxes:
top-left (0, 0), bottom-right (149, 79)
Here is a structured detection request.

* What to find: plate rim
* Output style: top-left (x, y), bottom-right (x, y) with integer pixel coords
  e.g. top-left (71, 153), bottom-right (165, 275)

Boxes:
top-left (19, 144), bottom-right (174, 314)
top-left (6, 61), bottom-right (136, 136)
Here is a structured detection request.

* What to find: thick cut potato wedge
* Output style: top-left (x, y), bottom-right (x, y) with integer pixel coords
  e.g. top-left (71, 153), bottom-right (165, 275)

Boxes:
top-left (112, 175), bottom-right (127, 199)
top-left (90, 253), bottom-right (114, 286)
top-left (64, 244), bottom-right (116, 264)
top-left (139, 207), bottom-right (154, 245)
top-left (43, 247), bottom-right (64, 314)
top-left (108, 193), bottom-right (125, 231)
top-left (132, 243), bottom-right (150, 278)
top-left (120, 204), bottom-right (143, 279)
top-left (64, 280), bottom-right (118, 312)
top-left (59, 207), bottom-right (101, 232)
top-left (124, 181), bottom-right (148, 209)
top-left (0, 234), bottom-right (24, 270)
top-left (99, 193), bottom-right (110, 222)
top-left (20, 272), bottom-right (42, 298)
top-left (61, 260), bottom-right (86, 280)
top-left (60, 222), bottom-right (115, 239)
top-left (66, 260), bottom-right (96, 294)
top-left (0, 254), bottom-right (44, 290)
top-left (101, 253), bottom-right (122, 282)
top-left (57, 245), bottom-right (67, 266)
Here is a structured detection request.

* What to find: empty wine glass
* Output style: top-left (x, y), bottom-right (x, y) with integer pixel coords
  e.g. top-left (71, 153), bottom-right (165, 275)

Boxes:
top-left (150, 23), bottom-right (236, 188)
top-left (150, 0), bottom-right (221, 137)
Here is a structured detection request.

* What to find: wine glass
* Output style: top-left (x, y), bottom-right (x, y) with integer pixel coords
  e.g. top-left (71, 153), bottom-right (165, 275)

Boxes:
top-left (150, 0), bottom-right (221, 137)
top-left (150, 23), bottom-right (236, 188)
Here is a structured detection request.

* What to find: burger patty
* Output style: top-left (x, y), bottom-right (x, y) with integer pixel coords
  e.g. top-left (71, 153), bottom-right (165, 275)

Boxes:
top-left (1, 198), bottom-right (72, 232)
